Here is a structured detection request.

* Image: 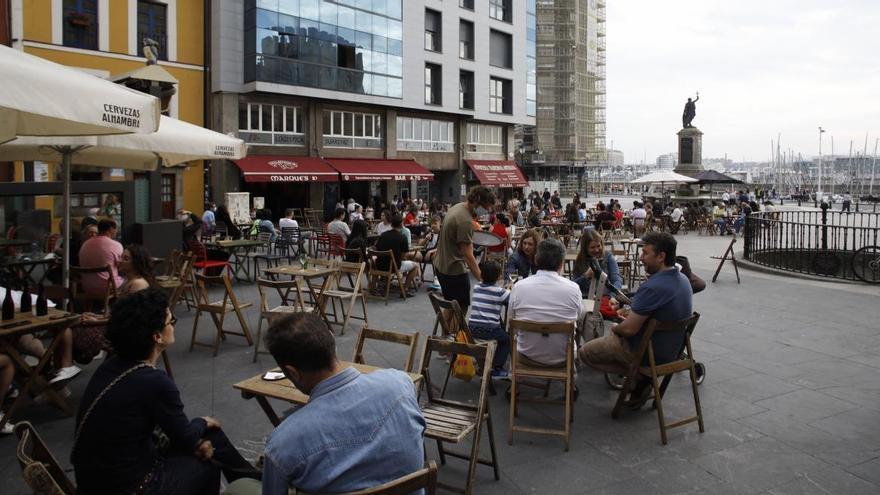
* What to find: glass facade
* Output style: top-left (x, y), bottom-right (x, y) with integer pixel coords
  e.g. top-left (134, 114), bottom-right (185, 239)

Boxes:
top-left (244, 0), bottom-right (403, 98)
top-left (526, 0), bottom-right (536, 117)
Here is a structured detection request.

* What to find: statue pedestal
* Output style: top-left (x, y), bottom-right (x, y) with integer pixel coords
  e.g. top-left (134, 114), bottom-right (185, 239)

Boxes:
top-left (674, 127), bottom-right (704, 198)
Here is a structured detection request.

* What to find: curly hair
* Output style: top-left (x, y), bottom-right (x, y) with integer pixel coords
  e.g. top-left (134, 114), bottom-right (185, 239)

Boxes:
top-left (123, 244), bottom-right (155, 286)
top-left (106, 289), bottom-right (169, 361)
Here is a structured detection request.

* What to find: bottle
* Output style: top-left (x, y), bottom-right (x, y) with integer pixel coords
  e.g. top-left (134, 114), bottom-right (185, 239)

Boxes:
top-left (35, 285), bottom-right (48, 317)
top-left (2, 287), bottom-right (14, 320)
top-left (19, 284), bottom-right (32, 313)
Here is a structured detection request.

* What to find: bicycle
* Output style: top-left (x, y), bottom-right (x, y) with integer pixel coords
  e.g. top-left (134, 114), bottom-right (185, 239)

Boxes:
top-left (851, 245), bottom-right (880, 284)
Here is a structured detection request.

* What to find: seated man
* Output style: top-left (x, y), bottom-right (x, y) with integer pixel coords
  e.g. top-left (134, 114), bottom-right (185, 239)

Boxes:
top-left (375, 213), bottom-right (421, 296)
top-left (578, 232), bottom-right (693, 407)
top-left (78, 218), bottom-right (124, 295)
top-left (226, 313), bottom-right (426, 495)
top-left (508, 238), bottom-right (581, 368)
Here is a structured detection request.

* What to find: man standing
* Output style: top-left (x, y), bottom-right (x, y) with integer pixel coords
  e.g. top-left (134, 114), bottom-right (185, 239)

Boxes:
top-left (508, 238), bottom-right (581, 367)
top-left (78, 218), bottom-right (124, 295)
top-left (225, 313), bottom-right (425, 495)
top-left (327, 207), bottom-right (351, 243)
top-left (434, 186), bottom-right (496, 310)
top-left (578, 232), bottom-right (693, 407)
top-left (202, 202), bottom-right (216, 234)
top-left (551, 191), bottom-right (563, 211)
top-left (542, 188), bottom-right (551, 205)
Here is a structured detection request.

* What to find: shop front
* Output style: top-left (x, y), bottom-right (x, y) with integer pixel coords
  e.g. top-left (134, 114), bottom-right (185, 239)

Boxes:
top-left (324, 158), bottom-right (434, 212)
top-left (233, 156), bottom-right (338, 217)
top-left (465, 159), bottom-right (529, 203)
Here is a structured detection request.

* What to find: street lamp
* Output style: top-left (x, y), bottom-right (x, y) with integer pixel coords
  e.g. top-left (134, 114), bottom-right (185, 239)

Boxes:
top-left (818, 126), bottom-right (826, 197)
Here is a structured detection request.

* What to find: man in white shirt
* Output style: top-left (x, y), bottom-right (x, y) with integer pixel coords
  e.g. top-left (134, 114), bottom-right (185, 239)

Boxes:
top-left (508, 238), bottom-right (581, 367)
top-left (327, 208), bottom-right (351, 243)
top-left (721, 191), bottom-right (730, 205)
top-left (631, 202), bottom-right (647, 236)
top-left (279, 209), bottom-right (299, 230)
top-left (350, 205), bottom-right (364, 223)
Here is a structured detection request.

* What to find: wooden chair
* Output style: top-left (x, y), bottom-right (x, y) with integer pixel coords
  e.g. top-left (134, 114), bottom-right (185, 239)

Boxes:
top-left (303, 461), bottom-right (438, 495)
top-left (301, 257), bottom-right (337, 309)
top-left (249, 232), bottom-right (286, 279)
top-left (320, 260), bottom-right (368, 335)
top-left (610, 313), bottom-right (704, 445)
top-left (69, 265), bottom-right (117, 314)
top-left (508, 319), bottom-right (577, 451)
top-left (190, 273), bottom-right (254, 356)
top-left (352, 326), bottom-right (420, 373)
top-left (277, 227), bottom-right (305, 260)
top-left (14, 421), bottom-right (76, 495)
top-left (252, 278), bottom-right (301, 362)
top-left (367, 249), bottom-right (407, 305)
top-left (420, 337), bottom-right (500, 495)
top-left (155, 251), bottom-right (195, 313)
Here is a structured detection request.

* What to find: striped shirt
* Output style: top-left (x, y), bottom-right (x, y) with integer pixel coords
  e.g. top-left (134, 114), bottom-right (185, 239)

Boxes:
top-left (468, 283), bottom-right (511, 327)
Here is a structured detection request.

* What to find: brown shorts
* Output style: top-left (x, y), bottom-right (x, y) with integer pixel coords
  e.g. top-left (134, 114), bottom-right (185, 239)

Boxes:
top-left (578, 334), bottom-right (636, 373)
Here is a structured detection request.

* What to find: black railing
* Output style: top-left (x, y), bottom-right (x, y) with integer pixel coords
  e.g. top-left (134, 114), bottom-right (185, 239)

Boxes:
top-left (744, 210), bottom-right (880, 281)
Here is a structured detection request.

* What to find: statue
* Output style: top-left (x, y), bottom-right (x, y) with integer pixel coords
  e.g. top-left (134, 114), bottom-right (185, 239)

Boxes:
top-left (142, 38), bottom-right (159, 65)
top-left (682, 92), bottom-right (699, 128)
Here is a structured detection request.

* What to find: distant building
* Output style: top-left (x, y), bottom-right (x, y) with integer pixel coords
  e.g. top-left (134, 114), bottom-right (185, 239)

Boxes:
top-left (607, 149), bottom-right (624, 167)
top-left (656, 153), bottom-right (677, 169)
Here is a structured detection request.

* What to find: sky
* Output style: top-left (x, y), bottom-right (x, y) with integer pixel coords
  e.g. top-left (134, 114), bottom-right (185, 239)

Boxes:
top-left (606, 0), bottom-right (880, 164)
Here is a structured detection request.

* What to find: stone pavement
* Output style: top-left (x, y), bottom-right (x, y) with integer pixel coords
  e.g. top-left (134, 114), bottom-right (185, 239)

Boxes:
top-left (2, 232), bottom-right (879, 494)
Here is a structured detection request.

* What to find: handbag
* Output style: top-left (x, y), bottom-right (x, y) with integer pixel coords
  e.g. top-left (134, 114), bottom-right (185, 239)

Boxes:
top-left (451, 330), bottom-right (476, 382)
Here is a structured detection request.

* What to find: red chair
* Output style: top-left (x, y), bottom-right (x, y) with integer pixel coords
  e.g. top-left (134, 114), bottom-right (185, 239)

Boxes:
top-left (187, 239), bottom-right (231, 278)
top-left (329, 233), bottom-right (345, 259)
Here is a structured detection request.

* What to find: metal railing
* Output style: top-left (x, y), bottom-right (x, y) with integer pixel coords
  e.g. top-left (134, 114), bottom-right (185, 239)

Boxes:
top-left (744, 210), bottom-right (880, 281)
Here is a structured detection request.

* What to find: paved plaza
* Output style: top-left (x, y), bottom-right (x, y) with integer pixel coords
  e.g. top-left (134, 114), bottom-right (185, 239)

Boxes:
top-left (2, 229), bottom-right (879, 494)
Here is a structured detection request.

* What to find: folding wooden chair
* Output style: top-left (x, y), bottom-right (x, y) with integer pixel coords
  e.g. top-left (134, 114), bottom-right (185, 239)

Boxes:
top-left (367, 249), bottom-right (407, 305)
top-left (155, 251), bottom-right (195, 313)
top-left (352, 326), bottom-right (420, 373)
top-left (187, 239), bottom-right (232, 278)
top-left (69, 265), bottom-right (117, 314)
top-left (508, 319), bottom-right (577, 451)
top-left (611, 313), bottom-right (704, 445)
top-left (249, 232), bottom-right (286, 278)
top-left (320, 260), bottom-right (368, 335)
top-left (253, 278), bottom-right (300, 362)
top-left (190, 273), bottom-right (254, 356)
top-left (14, 421), bottom-right (76, 495)
top-left (305, 461), bottom-right (438, 495)
top-left (420, 337), bottom-right (500, 495)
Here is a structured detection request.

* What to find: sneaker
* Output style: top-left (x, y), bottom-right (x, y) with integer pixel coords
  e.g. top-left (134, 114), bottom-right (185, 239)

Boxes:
top-left (0, 414), bottom-right (14, 435)
top-left (33, 386), bottom-right (71, 406)
top-left (48, 365), bottom-right (82, 385)
top-left (490, 369), bottom-right (510, 380)
top-left (6, 385), bottom-right (18, 401)
top-left (93, 350), bottom-right (107, 361)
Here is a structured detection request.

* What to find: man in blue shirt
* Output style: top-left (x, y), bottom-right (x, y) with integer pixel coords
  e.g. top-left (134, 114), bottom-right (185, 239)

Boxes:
top-left (578, 232), bottom-right (693, 408)
top-left (225, 313), bottom-right (426, 495)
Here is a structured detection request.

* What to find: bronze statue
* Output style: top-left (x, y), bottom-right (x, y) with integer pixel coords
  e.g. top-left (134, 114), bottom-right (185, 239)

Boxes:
top-left (682, 92), bottom-right (699, 128)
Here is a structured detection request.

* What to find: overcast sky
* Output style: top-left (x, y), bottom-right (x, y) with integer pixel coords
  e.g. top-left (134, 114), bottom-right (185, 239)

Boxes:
top-left (606, 0), bottom-right (880, 164)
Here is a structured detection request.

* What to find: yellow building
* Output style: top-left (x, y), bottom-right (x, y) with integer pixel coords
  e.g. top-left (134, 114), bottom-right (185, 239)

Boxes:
top-left (6, 0), bottom-right (206, 218)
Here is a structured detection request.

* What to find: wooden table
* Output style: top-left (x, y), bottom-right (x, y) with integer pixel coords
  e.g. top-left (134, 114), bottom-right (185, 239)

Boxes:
top-left (214, 239), bottom-right (266, 281)
top-left (264, 265), bottom-right (338, 325)
top-left (2, 254), bottom-right (57, 286)
top-left (234, 362), bottom-right (423, 426)
top-left (0, 308), bottom-right (81, 432)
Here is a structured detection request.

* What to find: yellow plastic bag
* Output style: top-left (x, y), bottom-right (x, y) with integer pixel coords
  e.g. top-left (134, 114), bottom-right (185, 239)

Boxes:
top-left (451, 330), bottom-right (476, 381)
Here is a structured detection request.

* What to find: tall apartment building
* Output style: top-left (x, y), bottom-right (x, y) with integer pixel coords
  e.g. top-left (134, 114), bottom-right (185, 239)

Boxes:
top-left (211, 0), bottom-right (535, 215)
top-left (2, 0), bottom-right (207, 220)
top-left (523, 0), bottom-right (606, 190)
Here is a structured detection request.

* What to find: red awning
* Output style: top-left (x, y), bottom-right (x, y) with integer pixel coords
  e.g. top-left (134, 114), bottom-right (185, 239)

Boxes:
top-left (235, 156), bottom-right (339, 183)
top-left (466, 160), bottom-right (528, 188)
top-left (325, 158), bottom-right (434, 181)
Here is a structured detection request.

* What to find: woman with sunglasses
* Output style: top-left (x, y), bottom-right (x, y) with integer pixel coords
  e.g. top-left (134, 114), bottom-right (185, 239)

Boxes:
top-left (72, 290), bottom-right (259, 494)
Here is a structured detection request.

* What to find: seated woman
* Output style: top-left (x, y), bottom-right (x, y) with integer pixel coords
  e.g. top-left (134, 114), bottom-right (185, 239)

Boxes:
top-left (486, 213), bottom-right (510, 256)
top-left (414, 215), bottom-right (441, 264)
top-left (344, 220), bottom-right (369, 262)
top-left (72, 289), bottom-right (259, 494)
top-left (505, 228), bottom-right (540, 280)
top-left (572, 230), bottom-right (623, 319)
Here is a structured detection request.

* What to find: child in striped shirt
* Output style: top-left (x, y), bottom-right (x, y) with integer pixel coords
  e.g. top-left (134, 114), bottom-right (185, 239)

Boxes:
top-left (468, 260), bottom-right (511, 379)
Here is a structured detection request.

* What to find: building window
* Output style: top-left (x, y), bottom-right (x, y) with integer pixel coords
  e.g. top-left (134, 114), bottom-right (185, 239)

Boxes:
top-left (424, 9), bottom-right (441, 52)
top-left (397, 117), bottom-right (455, 152)
top-left (460, 0), bottom-right (475, 9)
top-left (489, 29), bottom-right (512, 69)
top-left (459, 19), bottom-right (474, 60)
top-left (459, 70), bottom-right (474, 110)
top-left (238, 102), bottom-right (305, 146)
top-left (425, 63), bottom-right (442, 105)
top-left (489, 0), bottom-right (512, 23)
top-left (137, 1), bottom-right (168, 61)
top-left (62, 0), bottom-right (98, 50)
top-left (466, 123), bottom-right (503, 153)
top-left (489, 77), bottom-right (511, 114)
top-left (322, 110), bottom-right (383, 149)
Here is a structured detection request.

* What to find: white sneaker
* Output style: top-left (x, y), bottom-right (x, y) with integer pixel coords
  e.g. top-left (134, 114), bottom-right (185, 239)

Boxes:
top-left (33, 386), bottom-right (71, 406)
top-left (93, 350), bottom-right (107, 361)
top-left (0, 414), bottom-right (15, 435)
top-left (6, 385), bottom-right (18, 400)
top-left (48, 366), bottom-right (82, 384)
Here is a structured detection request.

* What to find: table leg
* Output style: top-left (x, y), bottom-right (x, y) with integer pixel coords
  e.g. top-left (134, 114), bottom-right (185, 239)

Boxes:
top-left (255, 395), bottom-right (281, 427)
top-left (309, 275), bottom-right (335, 327)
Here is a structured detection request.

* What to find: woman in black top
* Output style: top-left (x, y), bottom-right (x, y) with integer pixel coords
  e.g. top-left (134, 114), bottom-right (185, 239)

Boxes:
top-left (72, 290), bottom-right (259, 494)
top-left (345, 219), bottom-right (369, 262)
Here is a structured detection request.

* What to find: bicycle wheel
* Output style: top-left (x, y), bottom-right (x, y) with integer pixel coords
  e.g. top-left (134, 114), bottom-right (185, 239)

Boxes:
top-left (851, 245), bottom-right (880, 283)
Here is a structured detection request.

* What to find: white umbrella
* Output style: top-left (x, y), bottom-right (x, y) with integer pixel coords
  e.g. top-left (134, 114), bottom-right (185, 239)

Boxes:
top-left (0, 116), bottom-right (247, 287)
top-left (0, 44), bottom-right (161, 144)
top-left (630, 170), bottom-right (698, 184)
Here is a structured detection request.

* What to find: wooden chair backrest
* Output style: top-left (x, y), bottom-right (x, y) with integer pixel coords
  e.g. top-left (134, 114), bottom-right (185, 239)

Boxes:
top-left (368, 249), bottom-right (400, 275)
top-left (419, 337), bottom-right (495, 409)
top-left (14, 422), bottom-right (75, 495)
top-left (335, 260), bottom-right (366, 290)
top-left (193, 272), bottom-right (241, 310)
top-left (342, 248), bottom-right (364, 263)
top-left (256, 277), bottom-right (298, 313)
top-left (509, 320), bottom-right (576, 366)
top-left (305, 461), bottom-right (438, 495)
top-left (352, 326), bottom-right (420, 372)
top-left (161, 249), bottom-right (182, 278)
top-left (187, 239), bottom-right (208, 262)
top-left (69, 264), bottom-right (117, 314)
top-left (631, 313), bottom-right (701, 369)
top-left (428, 292), bottom-right (469, 339)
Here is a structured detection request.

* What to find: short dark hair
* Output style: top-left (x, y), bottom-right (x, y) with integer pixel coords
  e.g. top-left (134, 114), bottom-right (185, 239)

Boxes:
top-left (97, 218), bottom-right (117, 233)
top-left (334, 207), bottom-right (346, 219)
top-left (80, 217), bottom-right (99, 230)
top-left (535, 238), bottom-right (565, 271)
top-left (466, 186), bottom-right (496, 208)
top-left (265, 313), bottom-right (336, 372)
top-left (479, 259), bottom-right (502, 284)
top-left (285, 208), bottom-right (295, 217)
top-left (390, 213), bottom-right (403, 228)
top-left (106, 289), bottom-right (169, 361)
top-left (642, 232), bottom-right (677, 267)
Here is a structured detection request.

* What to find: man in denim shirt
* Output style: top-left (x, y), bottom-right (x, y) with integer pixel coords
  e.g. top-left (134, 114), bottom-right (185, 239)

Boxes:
top-left (226, 313), bottom-right (426, 495)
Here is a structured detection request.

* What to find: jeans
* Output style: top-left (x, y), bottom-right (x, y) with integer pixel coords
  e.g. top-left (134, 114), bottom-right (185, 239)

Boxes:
top-left (469, 324), bottom-right (510, 369)
top-left (145, 428), bottom-right (260, 495)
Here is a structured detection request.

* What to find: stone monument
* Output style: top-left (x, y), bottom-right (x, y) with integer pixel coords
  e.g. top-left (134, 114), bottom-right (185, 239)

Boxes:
top-left (673, 94), bottom-right (704, 198)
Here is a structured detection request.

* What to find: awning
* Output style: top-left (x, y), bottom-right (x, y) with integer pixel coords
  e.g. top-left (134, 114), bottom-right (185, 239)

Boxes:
top-left (326, 158), bottom-right (434, 181)
top-left (466, 160), bottom-right (528, 188)
top-left (235, 156), bottom-right (339, 182)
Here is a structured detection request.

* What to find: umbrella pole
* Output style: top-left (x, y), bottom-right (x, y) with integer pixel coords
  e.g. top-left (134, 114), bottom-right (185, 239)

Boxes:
top-left (62, 148), bottom-right (71, 291)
